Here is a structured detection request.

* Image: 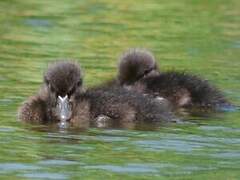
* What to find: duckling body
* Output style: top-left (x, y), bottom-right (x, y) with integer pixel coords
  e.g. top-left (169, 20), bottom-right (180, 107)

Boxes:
top-left (132, 71), bottom-right (229, 108)
top-left (18, 61), bottom-right (176, 129)
top-left (114, 48), bottom-right (231, 109)
top-left (73, 87), bottom-right (175, 128)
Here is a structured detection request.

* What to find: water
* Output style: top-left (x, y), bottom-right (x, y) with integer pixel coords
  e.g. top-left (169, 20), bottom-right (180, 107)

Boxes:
top-left (0, 0), bottom-right (240, 179)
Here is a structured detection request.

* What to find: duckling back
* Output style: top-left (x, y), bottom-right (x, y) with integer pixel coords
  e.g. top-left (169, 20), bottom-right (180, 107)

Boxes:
top-left (74, 87), bottom-right (177, 128)
top-left (117, 49), bottom-right (232, 110)
top-left (136, 71), bottom-right (231, 109)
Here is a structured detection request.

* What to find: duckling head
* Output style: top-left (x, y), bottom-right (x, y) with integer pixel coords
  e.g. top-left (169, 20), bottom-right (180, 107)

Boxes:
top-left (118, 48), bottom-right (159, 85)
top-left (44, 61), bottom-right (83, 122)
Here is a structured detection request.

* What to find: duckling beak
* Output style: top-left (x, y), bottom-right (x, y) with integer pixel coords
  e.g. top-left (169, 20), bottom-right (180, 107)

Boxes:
top-left (56, 95), bottom-right (72, 122)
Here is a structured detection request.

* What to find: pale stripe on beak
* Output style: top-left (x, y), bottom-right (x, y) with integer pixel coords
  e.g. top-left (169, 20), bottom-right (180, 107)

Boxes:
top-left (57, 95), bottom-right (72, 122)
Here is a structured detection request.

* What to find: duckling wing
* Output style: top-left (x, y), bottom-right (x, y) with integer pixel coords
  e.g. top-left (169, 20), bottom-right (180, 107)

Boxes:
top-left (18, 96), bottom-right (47, 123)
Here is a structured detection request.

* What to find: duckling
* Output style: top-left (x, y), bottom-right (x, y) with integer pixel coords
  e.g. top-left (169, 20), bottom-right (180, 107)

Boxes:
top-left (18, 61), bottom-right (176, 129)
top-left (92, 48), bottom-right (159, 90)
top-left (118, 48), bottom-right (159, 85)
top-left (18, 61), bottom-right (83, 124)
top-left (116, 48), bottom-right (231, 109)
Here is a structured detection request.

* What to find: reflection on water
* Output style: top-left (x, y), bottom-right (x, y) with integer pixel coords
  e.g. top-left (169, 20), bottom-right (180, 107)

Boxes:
top-left (23, 172), bottom-right (68, 180)
top-left (24, 18), bottom-right (52, 28)
top-left (0, 0), bottom-right (240, 179)
top-left (0, 123), bottom-right (239, 179)
top-left (85, 163), bottom-right (159, 173)
top-left (0, 163), bottom-right (39, 172)
top-left (37, 159), bottom-right (79, 166)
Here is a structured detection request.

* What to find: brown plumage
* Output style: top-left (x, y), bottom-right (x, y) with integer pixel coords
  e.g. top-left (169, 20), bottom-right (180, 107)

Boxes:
top-left (18, 61), bottom-right (83, 124)
top-left (110, 48), bottom-right (232, 109)
top-left (118, 48), bottom-right (159, 85)
top-left (18, 61), bottom-right (176, 129)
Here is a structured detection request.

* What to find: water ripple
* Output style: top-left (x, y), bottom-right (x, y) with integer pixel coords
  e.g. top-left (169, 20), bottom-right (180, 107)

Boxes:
top-left (23, 172), bottom-right (68, 180)
top-left (0, 163), bottom-right (39, 172)
top-left (85, 163), bottom-right (159, 173)
top-left (37, 159), bottom-right (78, 166)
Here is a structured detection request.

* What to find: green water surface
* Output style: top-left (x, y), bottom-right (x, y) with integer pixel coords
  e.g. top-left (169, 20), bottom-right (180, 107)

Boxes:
top-left (0, 0), bottom-right (240, 179)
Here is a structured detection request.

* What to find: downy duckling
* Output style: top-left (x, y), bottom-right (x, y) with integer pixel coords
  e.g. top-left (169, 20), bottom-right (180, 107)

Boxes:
top-left (18, 61), bottom-right (83, 124)
top-left (18, 61), bottom-right (176, 129)
top-left (116, 48), bottom-right (232, 109)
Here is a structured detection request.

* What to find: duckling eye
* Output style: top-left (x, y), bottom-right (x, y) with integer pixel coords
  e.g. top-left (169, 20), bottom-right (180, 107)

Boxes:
top-left (45, 79), bottom-right (49, 85)
top-left (68, 86), bottom-right (76, 97)
top-left (144, 67), bottom-right (154, 75)
top-left (67, 80), bottom-right (82, 97)
top-left (144, 69), bottom-right (149, 74)
top-left (77, 79), bottom-right (82, 87)
top-left (144, 69), bottom-right (150, 75)
top-left (48, 84), bottom-right (55, 92)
